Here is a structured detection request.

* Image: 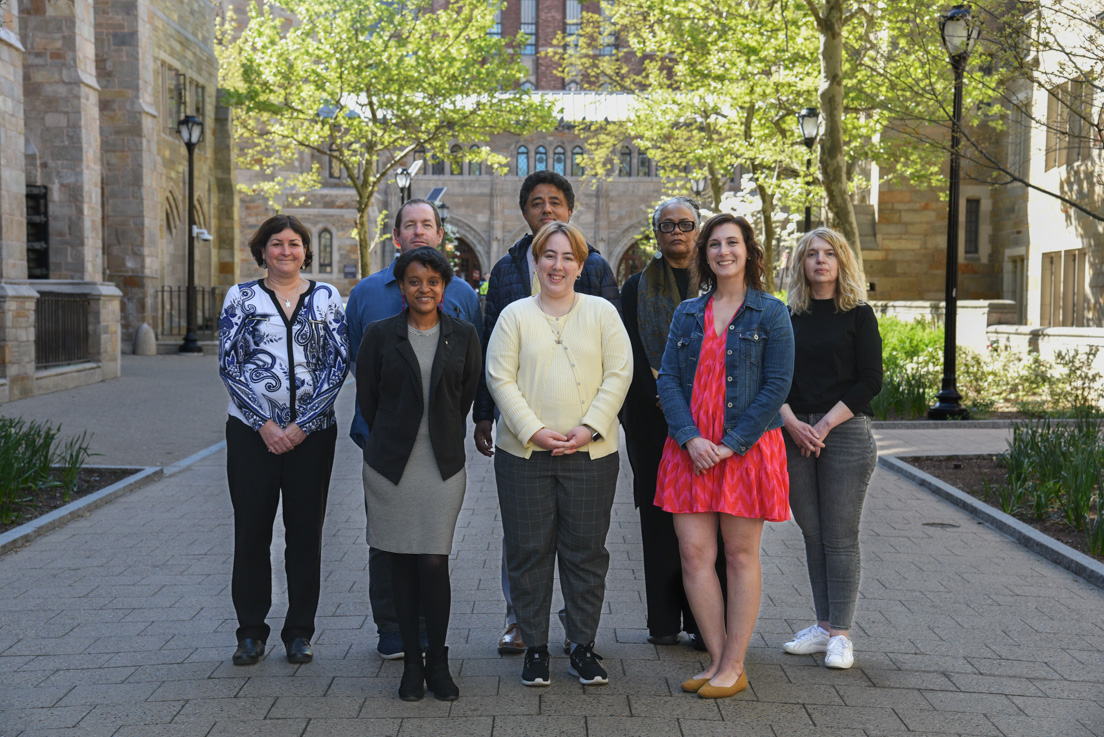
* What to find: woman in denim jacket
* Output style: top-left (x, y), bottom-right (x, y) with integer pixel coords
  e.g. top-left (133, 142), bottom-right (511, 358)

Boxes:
top-left (655, 213), bottom-right (794, 699)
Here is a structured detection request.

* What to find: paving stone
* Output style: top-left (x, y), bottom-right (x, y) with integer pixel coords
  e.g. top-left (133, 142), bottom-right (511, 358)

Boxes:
top-left (988, 714), bottom-right (1097, 737)
top-left (301, 718), bottom-right (401, 736)
top-left (267, 695), bottom-right (365, 719)
top-left (237, 676), bottom-right (332, 698)
top-left (538, 694), bottom-right (630, 716)
top-left (396, 717), bottom-right (493, 736)
top-left (626, 693), bottom-right (722, 719)
top-left (921, 690), bottom-right (1019, 714)
top-left (489, 715), bottom-right (585, 736)
top-left (803, 704), bottom-right (906, 731)
top-left (894, 708), bottom-right (1002, 735)
top-left (114, 724), bottom-right (217, 736)
top-left (447, 694), bottom-right (540, 717)
top-left (208, 719), bottom-right (308, 736)
top-left (171, 697), bottom-right (275, 723)
top-left (148, 677), bottom-right (247, 701)
top-left (55, 682), bottom-right (159, 707)
top-left (74, 701), bottom-right (184, 727)
top-left (945, 672), bottom-right (1047, 696)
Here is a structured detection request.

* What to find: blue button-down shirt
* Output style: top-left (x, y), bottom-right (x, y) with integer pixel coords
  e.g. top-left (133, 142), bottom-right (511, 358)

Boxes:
top-left (346, 259), bottom-right (484, 447)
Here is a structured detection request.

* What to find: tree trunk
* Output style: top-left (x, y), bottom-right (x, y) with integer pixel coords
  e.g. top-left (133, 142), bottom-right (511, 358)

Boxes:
top-left (708, 163), bottom-right (724, 210)
top-left (356, 202), bottom-right (372, 278)
top-left (817, 0), bottom-right (865, 276)
top-left (757, 179), bottom-right (777, 293)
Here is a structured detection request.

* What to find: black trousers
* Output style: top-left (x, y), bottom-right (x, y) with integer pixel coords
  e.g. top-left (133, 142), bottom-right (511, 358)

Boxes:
top-left (226, 417), bottom-right (336, 645)
top-left (626, 427), bottom-right (726, 637)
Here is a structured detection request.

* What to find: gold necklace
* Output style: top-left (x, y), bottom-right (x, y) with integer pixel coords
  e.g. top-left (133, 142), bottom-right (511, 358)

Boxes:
top-left (536, 294), bottom-right (576, 345)
top-left (267, 277), bottom-right (303, 309)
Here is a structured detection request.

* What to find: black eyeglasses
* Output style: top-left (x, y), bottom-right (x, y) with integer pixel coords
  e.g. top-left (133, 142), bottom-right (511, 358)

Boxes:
top-left (656, 220), bottom-right (696, 233)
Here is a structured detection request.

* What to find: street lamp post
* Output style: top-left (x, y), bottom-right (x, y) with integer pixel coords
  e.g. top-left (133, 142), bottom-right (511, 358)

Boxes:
top-left (928, 5), bottom-right (979, 420)
top-left (396, 167), bottom-right (412, 204)
top-left (796, 107), bottom-right (819, 233)
top-left (690, 177), bottom-right (708, 203)
top-left (437, 200), bottom-right (450, 223)
top-left (177, 114), bottom-right (203, 354)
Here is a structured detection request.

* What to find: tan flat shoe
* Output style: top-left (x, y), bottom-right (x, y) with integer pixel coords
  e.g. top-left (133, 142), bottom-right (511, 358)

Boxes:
top-left (681, 676), bottom-right (709, 693)
top-left (698, 671), bottom-right (748, 699)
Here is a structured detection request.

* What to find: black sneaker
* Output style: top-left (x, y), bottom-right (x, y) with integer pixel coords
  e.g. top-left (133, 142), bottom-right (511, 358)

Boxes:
top-left (521, 645), bottom-right (551, 687)
top-left (568, 641), bottom-right (608, 685)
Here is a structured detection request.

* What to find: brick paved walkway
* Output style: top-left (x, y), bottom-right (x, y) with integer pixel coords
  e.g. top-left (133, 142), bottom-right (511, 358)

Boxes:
top-left (1, 377), bottom-right (1101, 736)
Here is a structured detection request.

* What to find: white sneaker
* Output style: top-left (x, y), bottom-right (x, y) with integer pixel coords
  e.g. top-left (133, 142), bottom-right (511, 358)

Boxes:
top-left (782, 625), bottom-right (829, 655)
top-left (824, 635), bottom-right (854, 669)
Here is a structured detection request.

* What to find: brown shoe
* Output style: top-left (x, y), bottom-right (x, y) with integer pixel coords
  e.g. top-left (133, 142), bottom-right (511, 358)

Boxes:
top-left (498, 623), bottom-right (525, 655)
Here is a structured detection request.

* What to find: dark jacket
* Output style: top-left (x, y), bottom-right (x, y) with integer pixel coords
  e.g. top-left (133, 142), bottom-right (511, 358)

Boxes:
top-left (473, 232), bottom-right (621, 422)
top-left (357, 311), bottom-right (481, 485)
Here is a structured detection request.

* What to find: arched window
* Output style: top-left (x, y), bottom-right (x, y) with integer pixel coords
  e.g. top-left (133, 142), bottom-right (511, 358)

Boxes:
top-left (318, 229), bottom-right (334, 275)
top-left (517, 145), bottom-right (530, 177)
top-left (469, 145), bottom-right (482, 176)
top-left (619, 146), bottom-right (632, 177)
top-left (450, 144), bottom-right (463, 176)
top-left (638, 151), bottom-right (651, 177)
top-left (553, 146), bottom-right (565, 175)
top-left (431, 151), bottom-right (445, 176)
top-left (571, 145), bottom-right (584, 177)
top-left (535, 145), bottom-right (547, 171)
top-left (520, 80), bottom-right (535, 91)
top-left (328, 144), bottom-right (340, 179)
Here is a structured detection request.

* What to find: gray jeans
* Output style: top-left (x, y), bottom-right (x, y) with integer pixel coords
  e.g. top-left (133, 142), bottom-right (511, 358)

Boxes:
top-left (784, 413), bottom-right (877, 631)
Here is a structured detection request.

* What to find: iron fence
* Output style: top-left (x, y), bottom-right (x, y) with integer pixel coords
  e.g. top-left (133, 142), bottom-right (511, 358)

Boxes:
top-left (160, 286), bottom-right (224, 338)
top-left (35, 293), bottom-right (90, 369)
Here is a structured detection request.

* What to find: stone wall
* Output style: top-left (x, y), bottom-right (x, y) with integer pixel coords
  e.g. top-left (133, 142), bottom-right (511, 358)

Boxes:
top-left (20, 0), bottom-right (104, 282)
top-left (0, 10), bottom-right (26, 282)
top-left (868, 299), bottom-right (1018, 353)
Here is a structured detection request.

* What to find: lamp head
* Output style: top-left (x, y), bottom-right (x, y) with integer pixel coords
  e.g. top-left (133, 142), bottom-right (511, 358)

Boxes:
top-left (939, 5), bottom-right (980, 58)
top-left (396, 167), bottom-right (412, 191)
top-left (177, 115), bottom-right (203, 146)
top-left (797, 107), bottom-right (819, 147)
top-left (437, 201), bottom-right (450, 222)
top-left (690, 177), bottom-right (707, 198)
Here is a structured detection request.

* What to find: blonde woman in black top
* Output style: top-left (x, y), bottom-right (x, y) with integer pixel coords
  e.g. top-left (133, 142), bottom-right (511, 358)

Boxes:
top-left (779, 227), bottom-right (882, 670)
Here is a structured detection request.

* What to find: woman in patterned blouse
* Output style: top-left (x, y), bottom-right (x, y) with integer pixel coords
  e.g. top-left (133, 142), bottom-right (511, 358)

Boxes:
top-left (218, 214), bottom-right (349, 667)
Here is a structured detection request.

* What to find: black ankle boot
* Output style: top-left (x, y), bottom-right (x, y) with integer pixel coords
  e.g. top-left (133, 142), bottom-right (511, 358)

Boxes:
top-left (424, 646), bottom-right (459, 701)
top-left (398, 652), bottom-right (425, 701)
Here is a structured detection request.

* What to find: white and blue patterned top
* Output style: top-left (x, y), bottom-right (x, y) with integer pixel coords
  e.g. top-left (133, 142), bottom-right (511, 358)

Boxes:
top-left (218, 279), bottom-right (349, 434)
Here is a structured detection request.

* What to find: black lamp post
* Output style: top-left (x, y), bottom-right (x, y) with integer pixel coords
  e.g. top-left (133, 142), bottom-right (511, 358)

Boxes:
top-left (177, 114), bottom-right (203, 354)
top-left (437, 200), bottom-right (450, 223)
top-left (689, 176), bottom-right (708, 203)
top-left (796, 107), bottom-right (819, 233)
top-left (928, 5), bottom-right (979, 420)
top-left (396, 167), bottom-right (412, 204)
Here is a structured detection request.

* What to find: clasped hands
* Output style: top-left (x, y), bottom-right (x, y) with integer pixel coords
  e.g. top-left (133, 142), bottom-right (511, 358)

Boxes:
top-left (259, 420), bottom-right (307, 455)
top-left (530, 426), bottom-right (593, 456)
top-left (686, 436), bottom-right (734, 475)
top-left (785, 418), bottom-right (828, 458)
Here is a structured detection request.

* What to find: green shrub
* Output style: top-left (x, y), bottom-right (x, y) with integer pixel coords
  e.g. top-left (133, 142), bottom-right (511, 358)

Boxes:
top-left (0, 417), bottom-right (93, 525)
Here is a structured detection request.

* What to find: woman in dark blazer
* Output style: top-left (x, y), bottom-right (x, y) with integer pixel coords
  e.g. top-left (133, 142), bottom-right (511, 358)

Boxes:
top-left (357, 247), bottom-right (481, 702)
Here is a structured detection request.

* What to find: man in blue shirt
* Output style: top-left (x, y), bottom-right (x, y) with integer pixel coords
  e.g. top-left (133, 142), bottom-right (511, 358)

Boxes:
top-left (346, 198), bottom-right (482, 659)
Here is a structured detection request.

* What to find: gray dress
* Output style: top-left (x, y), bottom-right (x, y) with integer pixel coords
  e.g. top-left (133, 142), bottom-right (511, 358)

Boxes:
top-left (363, 322), bottom-right (467, 555)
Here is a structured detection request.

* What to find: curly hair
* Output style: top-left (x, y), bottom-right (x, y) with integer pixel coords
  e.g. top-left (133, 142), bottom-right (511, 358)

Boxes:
top-left (518, 170), bottom-right (575, 213)
top-left (394, 246), bottom-right (454, 287)
top-left (248, 214), bottom-right (313, 269)
top-left (693, 213), bottom-right (763, 292)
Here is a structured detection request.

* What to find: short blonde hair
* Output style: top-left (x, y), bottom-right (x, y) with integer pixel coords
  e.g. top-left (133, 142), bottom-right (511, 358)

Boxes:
top-left (532, 220), bottom-right (588, 265)
top-left (787, 227), bottom-right (866, 315)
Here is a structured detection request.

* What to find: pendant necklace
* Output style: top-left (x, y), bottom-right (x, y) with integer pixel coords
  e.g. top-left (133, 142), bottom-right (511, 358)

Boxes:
top-left (268, 277), bottom-right (302, 309)
top-left (536, 294), bottom-right (576, 345)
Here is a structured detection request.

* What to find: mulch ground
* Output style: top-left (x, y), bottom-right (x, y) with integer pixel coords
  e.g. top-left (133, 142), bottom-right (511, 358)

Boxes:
top-left (903, 454), bottom-right (1104, 563)
top-left (0, 468), bottom-right (138, 535)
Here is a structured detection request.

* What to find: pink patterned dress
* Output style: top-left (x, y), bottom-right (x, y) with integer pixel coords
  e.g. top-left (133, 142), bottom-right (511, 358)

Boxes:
top-left (654, 298), bottom-right (789, 520)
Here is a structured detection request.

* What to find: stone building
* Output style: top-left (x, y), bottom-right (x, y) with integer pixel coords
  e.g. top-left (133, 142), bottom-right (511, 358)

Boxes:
top-left (0, 0), bottom-right (236, 403)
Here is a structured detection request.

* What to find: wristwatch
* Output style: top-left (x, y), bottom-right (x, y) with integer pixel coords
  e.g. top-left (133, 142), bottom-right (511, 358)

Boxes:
top-left (585, 425), bottom-right (602, 443)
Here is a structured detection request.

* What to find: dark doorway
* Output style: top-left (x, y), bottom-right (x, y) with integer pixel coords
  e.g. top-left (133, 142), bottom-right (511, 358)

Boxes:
top-left (26, 185), bottom-right (49, 279)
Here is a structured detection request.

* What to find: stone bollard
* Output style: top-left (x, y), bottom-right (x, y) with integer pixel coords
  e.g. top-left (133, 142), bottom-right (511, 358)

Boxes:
top-left (133, 322), bottom-right (157, 356)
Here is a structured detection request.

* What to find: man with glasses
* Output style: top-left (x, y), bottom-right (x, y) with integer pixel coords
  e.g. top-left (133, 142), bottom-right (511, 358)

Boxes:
top-left (620, 196), bottom-right (725, 649)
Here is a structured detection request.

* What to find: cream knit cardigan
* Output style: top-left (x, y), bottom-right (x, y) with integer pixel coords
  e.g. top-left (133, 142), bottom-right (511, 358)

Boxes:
top-left (486, 294), bottom-right (632, 460)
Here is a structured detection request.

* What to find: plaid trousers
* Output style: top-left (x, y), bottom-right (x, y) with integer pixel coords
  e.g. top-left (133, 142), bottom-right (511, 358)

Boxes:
top-left (495, 449), bottom-right (619, 649)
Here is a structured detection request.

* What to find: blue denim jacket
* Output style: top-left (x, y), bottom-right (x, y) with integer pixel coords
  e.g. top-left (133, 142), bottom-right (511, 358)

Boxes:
top-left (657, 288), bottom-right (794, 455)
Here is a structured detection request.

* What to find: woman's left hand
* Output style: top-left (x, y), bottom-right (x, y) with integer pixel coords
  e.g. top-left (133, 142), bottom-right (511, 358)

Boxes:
top-left (284, 422), bottom-right (307, 447)
top-left (557, 426), bottom-right (593, 456)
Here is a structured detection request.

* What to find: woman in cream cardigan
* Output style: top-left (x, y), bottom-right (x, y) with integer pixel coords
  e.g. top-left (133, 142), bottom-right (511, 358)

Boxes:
top-left (487, 220), bottom-right (631, 688)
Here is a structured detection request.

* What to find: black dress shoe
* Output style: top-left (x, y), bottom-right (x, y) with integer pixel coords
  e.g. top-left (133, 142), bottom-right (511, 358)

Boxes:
top-left (647, 633), bottom-right (680, 646)
top-left (286, 637), bottom-right (313, 664)
top-left (232, 638), bottom-right (265, 665)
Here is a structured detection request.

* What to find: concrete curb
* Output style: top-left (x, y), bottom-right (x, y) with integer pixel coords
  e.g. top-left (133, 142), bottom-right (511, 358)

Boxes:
top-left (0, 439), bottom-right (227, 556)
top-left (873, 418), bottom-right (1101, 430)
top-left (878, 454), bottom-right (1104, 590)
top-left (0, 466), bottom-right (161, 556)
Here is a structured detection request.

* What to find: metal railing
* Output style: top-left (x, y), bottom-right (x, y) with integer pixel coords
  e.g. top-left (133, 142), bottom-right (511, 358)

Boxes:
top-left (35, 293), bottom-right (90, 369)
top-left (159, 286), bottom-right (224, 338)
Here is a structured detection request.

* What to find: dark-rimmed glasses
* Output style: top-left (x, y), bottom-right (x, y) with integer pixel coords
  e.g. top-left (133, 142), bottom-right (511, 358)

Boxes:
top-left (656, 220), bottom-right (697, 233)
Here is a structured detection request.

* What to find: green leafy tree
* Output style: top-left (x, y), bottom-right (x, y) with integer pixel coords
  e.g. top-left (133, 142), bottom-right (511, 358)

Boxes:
top-left (556, 1), bottom-right (821, 291)
top-left (218, 0), bottom-right (557, 275)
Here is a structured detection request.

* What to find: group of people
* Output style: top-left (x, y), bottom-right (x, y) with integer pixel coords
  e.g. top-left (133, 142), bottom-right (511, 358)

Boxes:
top-left (217, 169), bottom-right (883, 704)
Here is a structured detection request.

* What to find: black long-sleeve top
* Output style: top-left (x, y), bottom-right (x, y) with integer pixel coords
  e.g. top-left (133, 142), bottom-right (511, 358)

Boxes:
top-left (786, 299), bottom-right (883, 417)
